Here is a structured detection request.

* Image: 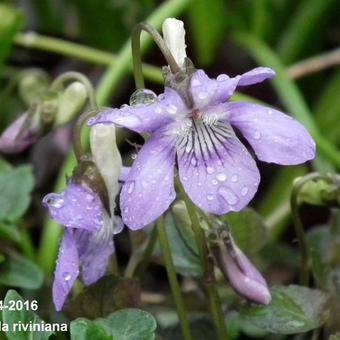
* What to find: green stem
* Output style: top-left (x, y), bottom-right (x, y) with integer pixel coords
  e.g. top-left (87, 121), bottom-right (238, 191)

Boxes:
top-left (290, 173), bottom-right (325, 285)
top-left (131, 22), bottom-right (180, 89)
top-left (234, 33), bottom-right (340, 170)
top-left (177, 182), bottom-right (228, 340)
top-left (50, 71), bottom-right (98, 110)
top-left (124, 226), bottom-right (158, 278)
top-left (14, 32), bottom-right (163, 84)
top-left (156, 216), bottom-right (193, 340)
top-left (37, 0), bottom-right (190, 274)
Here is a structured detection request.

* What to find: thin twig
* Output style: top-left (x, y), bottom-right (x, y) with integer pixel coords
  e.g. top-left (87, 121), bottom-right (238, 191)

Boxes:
top-left (287, 47), bottom-right (340, 79)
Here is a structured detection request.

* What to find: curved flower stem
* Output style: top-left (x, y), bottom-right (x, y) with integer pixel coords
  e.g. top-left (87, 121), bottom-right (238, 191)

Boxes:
top-left (14, 32), bottom-right (163, 84)
top-left (290, 172), bottom-right (326, 285)
top-left (38, 0), bottom-right (190, 274)
top-left (50, 71), bottom-right (98, 110)
top-left (131, 22), bottom-right (181, 89)
top-left (177, 181), bottom-right (228, 340)
top-left (156, 215), bottom-right (193, 340)
top-left (72, 109), bottom-right (99, 162)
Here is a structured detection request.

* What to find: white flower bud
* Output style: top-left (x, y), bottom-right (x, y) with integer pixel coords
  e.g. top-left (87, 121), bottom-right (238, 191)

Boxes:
top-left (90, 124), bottom-right (122, 216)
top-left (162, 18), bottom-right (187, 68)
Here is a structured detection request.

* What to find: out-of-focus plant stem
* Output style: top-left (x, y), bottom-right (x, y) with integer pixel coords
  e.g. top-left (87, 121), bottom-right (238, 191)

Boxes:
top-left (37, 0), bottom-right (191, 274)
top-left (14, 32), bottom-right (163, 84)
top-left (234, 33), bottom-right (340, 170)
top-left (177, 182), bottom-right (228, 340)
top-left (156, 216), bottom-right (193, 340)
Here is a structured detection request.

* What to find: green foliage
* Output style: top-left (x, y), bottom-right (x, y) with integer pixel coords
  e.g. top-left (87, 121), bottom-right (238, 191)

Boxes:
top-left (165, 210), bottom-right (202, 277)
top-left (188, 0), bottom-right (227, 65)
top-left (0, 4), bottom-right (23, 71)
top-left (0, 160), bottom-right (34, 223)
top-left (0, 254), bottom-right (43, 289)
top-left (240, 285), bottom-right (329, 334)
top-left (224, 208), bottom-right (267, 254)
top-left (2, 290), bottom-right (53, 340)
top-left (66, 275), bottom-right (141, 319)
top-left (71, 309), bottom-right (157, 340)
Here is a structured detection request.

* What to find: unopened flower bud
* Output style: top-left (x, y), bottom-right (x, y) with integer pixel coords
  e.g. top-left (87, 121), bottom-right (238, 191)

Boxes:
top-left (18, 69), bottom-right (50, 106)
top-left (210, 228), bottom-right (271, 305)
top-left (0, 111), bottom-right (38, 153)
top-left (90, 124), bottom-right (122, 217)
top-left (162, 18), bottom-right (187, 68)
top-left (54, 82), bottom-right (88, 126)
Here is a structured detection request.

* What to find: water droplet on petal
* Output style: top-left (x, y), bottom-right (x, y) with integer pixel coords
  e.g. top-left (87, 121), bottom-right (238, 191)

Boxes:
top-left (126, 181), bottom-right (135, 194)
top-left (167, 104), bottom-right (177, 114)
top-left (253, 131), bottom-right (261, 140)
top-left (216, 173), bottom-right (227, 182)
top-left (241, 187), bottom-right (249, 196)
top-left (212, 179), bottom-right (218, 185)
top-left (63, 272), bottom-right (71, 281)
top-left (217, 74), bottom-right (229, 82)
top-left (207, 194), bottom-right (214, 201)
top-left (267, 109), bottom-right (273, 115)
top-left (191, 158), bottom-right (197, 166)
top-left (206, 166), bottom-right (215, 174)
top-left (129, 89), bottom-right (157, 107)
top-left (131, 153), bottom-right (137, 160)
top-left (218, 187), bottom-right (239, 205)
top-left (185, 145), bottom-right (191, 153)
top-left (231, 174), bottom-right (238, 183)
top-left (48, 196), bottom-right (64, 209)
top-left (198, 92), bottom-right (208, 99)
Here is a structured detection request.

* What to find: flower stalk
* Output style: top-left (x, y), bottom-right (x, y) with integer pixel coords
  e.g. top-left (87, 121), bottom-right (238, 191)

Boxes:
top-left (177, 181), bottom-right (228, 340)
top-left (156, 215), bottom-right (193, 340)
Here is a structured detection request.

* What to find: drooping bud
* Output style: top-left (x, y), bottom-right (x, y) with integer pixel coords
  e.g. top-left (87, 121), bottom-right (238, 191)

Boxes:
top-left (162, 18), bottom-right (187, 68)
top-left (90, 124), bottom-right (122, 217)
top-left (209, 228), bottom-right (271, 305)
top-left (0, 111), bottom-right (38, 153)
top-left (54, 81), bottom-right (88, 126)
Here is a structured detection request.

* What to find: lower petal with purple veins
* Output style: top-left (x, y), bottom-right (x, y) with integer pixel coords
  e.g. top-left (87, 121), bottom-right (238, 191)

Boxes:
top-left (177, 120), bottom-right (260, 214)
top-left (121, 128), bottom-right (177, 230)
top-left (53, 230), bottom-right (79, 311)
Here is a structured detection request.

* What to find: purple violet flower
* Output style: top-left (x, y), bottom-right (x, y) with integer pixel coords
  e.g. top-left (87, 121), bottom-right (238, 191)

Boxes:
top-left (89, 67), bottom-right (315, 230)
top-left (0, 112), bottom-right (38, 153)
top-left (43, 182), bottom-right (123, 311)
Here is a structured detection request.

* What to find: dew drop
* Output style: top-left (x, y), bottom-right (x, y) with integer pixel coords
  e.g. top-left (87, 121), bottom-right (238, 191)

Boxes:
top-left (207, 194), bottom-right (214, 201)
top-left (212, 179), bottom-right (218, 185)
top-left (167, 104), bottom-right (177, 114)
top-left (198, 92), bottom-right (208, 99)
top-left (63, 272), bottom-right (71, 281)
top-left (183, 176), bottom-right (188, 181)
top-left (216, 173), bottom-right (227, 182)
top-left (185, 145), bottom-right (191, 153)
top-left (191, 158), bottom-right (197, 166)
top-left (241, 187), bottom-right (249, 196)
top-left (126, 181), bottom-right (135, 194)
top-left (218, 187), bottom-right (239, 205)
top-left (129, 89), bottom-right (157, 107)
top-left (48, 197), bottom-right (64, 209)
top-left (267, 109), bottom-right (273, 115)
top-left (231, 174), bottom-right (238, 183)
top-left (131, 153), bottom-right (137, 160)
top-left (206, 166), bottom-right (215, 174)
top-left (253, 131), bottom-right (261, 140)
top-left (191, 78), bottom-right (200, 87)
top-left (217, 74), bottom-right (229, 82)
